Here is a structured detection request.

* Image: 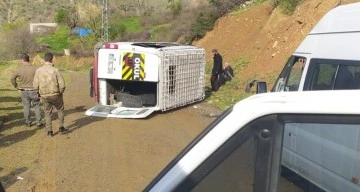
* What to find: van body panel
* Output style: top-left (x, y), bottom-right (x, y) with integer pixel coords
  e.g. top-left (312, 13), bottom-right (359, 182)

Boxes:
top-left (98, 79), bottom-right (107, 105)
top-left (353, 131), bottom-right (360, 189)
top-left (293, 124), bottom-right (357, 178)
top-left (281, 123), bottom-right (297, 170)
top-left (296, 33), bottom-right (360, 61)
top-left (284, 150), bottom-right (360, 192)
top-left (310, 3), bottom-right (360, 34)
top-left (97, 49), bottom-right (159, 82)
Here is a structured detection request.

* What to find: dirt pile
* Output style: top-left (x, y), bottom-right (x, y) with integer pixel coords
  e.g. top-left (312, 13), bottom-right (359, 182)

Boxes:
top-left (194, 0), bottom-right (360, 87)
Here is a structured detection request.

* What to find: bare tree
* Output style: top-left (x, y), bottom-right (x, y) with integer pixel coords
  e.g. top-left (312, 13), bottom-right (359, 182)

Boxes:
top-left (110, 0), bottom-right (138, 16)
top-left (67, 8), bottom-right (80, 29)
top-left (78, 2), bottom-right (102, 39)
top-left (109, 0), bottom-right (168, 16)
top-left (0, 23), bottom-right (36, 61)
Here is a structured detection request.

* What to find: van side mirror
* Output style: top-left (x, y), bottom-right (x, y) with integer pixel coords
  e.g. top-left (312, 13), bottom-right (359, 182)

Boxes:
top-left (256, 81), bottom-right (267, 94)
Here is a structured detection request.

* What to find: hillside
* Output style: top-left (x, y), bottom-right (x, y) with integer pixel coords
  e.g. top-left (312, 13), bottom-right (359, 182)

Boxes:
top-left (0, 0), bottom-right (77, 24)
top-left (194, 0), bottom-right (360, 90)
top-left (0, 0), bottom-right (206, 26)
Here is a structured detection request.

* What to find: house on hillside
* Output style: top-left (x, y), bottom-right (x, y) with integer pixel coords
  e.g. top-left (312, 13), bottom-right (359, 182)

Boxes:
top-left (30, 23), bottom-right (58, 34)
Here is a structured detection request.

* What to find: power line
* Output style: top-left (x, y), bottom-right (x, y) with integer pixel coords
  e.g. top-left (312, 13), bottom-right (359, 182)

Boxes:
top-left (101, 0), bottom-right (109, 42)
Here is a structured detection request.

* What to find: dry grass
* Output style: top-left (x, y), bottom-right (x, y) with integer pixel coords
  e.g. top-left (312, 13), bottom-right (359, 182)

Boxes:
top-left (32, 54), bottom-right (93, 72)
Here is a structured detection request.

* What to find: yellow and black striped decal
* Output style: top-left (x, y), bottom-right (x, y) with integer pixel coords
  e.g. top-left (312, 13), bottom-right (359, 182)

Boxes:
top-left (122, 52), bottom-right (145, 81)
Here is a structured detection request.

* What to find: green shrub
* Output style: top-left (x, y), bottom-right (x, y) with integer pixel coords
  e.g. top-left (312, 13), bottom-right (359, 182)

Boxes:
top-left (141, 11), bottom-right (174, 29)
top-left (149, 24), bottom-right (172, 41)
top-left (109, 22), bottom-right (127, 40)
top-left (108, 17), bottom-right (143, 41)
top-left (54, 9), bottom-right (68, 24)
top-left (118, 17), bottom-right (143, 33)
top-left (36, 25), bottom-right (70, 52)
top-left (170, 1), bottom-right (183, 16)
top-left (190, 10), bottom-right (219, 41)
top-left (273, 0), bottom-right (302, 15)
top-left (281, 0), bottom-right (302, 15)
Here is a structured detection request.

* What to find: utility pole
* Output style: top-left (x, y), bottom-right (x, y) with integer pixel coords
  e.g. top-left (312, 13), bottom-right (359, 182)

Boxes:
top-left (101, 0), bottom-right (109, 42)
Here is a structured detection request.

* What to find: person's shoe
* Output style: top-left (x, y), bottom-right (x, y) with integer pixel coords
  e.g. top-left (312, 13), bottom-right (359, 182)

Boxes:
top-left (47, 131), bottom-right (53, 137)
top-left (36, 122), bottom-right (44, 128)
top-left (26, 122), bottom-right (32, 127)
top-left (59, 127), bottom-right (69, 134)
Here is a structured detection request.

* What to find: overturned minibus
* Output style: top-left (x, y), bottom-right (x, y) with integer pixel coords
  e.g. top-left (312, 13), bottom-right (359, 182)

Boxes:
top-left (85, 42), bottom-right (206, 118)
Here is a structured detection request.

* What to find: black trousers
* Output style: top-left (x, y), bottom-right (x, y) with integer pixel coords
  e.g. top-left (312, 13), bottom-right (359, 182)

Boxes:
top-left (211, 75), bottom-right (219, 92)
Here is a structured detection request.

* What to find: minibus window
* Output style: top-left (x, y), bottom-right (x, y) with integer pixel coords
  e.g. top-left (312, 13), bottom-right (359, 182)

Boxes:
top-left (272, 56), bottom-right (306, 92)
top-left (304, 59), bottom-right (360, 90)
top-left (310, 63), bottom-right (337, 90)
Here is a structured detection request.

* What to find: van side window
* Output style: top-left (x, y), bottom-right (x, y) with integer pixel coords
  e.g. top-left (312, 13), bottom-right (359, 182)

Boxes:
top-left (272, 56), bottom-right (306, 92)
top-left (308, 63), bottom-right (337, 90)
top-left (334, 66), bottom-right (354, 90)
top-left (286, 58), bottom-right (305, 91)
top-left (304, 59), bottom-right (360, 90)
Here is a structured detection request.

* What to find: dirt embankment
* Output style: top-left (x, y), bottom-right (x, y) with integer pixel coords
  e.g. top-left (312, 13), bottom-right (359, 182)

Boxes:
top-left (194, 0), bottom-right (360, 86)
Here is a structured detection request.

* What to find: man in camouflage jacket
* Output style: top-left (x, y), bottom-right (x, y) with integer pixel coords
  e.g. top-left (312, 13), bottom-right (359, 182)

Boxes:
top-left (33, 53), bottom-right (68, 136)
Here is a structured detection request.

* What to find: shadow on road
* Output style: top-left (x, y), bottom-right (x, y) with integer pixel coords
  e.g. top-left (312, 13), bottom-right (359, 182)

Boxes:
top-left (0, 112), bottom-right (26, 133)
top-left (0, 97), bottom-right (20, 103)
top-left (63, 105), bottom-right (105, 134)
top-left (65, 116), bottom-right (105, 134)
top-left (64, 105), bottom-right (87, 115)
top-left (0, 106), bottom-right (23, 111)
top-left (0, 89), bottom-right (16, 92)
top-left (0, 167), bottom-right (28, 189)
top-left (0, 127), bottom-right (42, 148)
top-left (204, 86), bottom-right (213, 99)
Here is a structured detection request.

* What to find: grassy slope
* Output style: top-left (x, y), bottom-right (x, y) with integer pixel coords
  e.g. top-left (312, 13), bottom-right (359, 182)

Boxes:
top-left (36, 26), bottom-right (71, 52)
top-left (205, 58), bottom-right (252, 110)
top-left (120, 17), bottom-right (143, 33)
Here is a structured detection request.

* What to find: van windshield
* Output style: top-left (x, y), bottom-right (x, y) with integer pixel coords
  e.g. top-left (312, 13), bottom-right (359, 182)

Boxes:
top-left (272, 56), bottom-right (306, 92)
top-left (303, 59), bottom-right (360, 90)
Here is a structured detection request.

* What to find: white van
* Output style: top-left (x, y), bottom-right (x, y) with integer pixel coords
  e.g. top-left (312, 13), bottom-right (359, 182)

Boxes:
top-left (144, 90), bottom-right (360, 192)
top-left (85, 42), bottom-right (206, 118)
top-left (254, 3), bottom-right (360, 192)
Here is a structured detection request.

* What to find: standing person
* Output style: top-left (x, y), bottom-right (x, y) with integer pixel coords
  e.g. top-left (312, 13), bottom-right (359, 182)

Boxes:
top-left (33, 53), bottom-right (68, 137)
top-left (11, 54), bottom-right (43, 127)
top-left (211, 49), bottom-right (223, 91)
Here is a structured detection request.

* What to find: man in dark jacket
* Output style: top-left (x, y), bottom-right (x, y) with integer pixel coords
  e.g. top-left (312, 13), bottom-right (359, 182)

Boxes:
top-left (211, 49), bottom-right (223, 91)
top-left (11, 54), bottom-right (42, 127)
